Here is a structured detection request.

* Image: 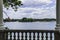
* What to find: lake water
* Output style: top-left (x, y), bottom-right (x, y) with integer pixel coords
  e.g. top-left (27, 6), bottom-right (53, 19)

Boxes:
top-left (4, 21), bottom-right (56, 30)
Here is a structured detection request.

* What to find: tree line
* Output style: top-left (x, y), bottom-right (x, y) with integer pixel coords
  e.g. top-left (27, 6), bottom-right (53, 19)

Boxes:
top-left (4, 17), bottom-right (56, 22)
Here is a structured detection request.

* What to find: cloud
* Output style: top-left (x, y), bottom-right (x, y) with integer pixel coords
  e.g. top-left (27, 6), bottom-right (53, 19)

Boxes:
top-left (3, 0), bottom-right (56, 19)
top-left (21, 0), bottom-right (55, 8)
top-left (21, 0), bottom-right (52, 4)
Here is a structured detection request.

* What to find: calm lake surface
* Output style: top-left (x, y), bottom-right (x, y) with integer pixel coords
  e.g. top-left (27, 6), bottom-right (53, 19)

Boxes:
top-left (4, 21), bottom-right (56, 30)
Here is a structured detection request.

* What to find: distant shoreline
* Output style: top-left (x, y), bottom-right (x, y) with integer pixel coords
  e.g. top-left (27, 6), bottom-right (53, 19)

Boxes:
top-left (3, 18), bottom-right (56, 22)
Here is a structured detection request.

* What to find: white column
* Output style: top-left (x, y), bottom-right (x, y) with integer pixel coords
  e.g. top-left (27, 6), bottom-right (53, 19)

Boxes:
top-left (55, 0), bottom-right (60, 31)
top-left (0, 0), bottom-right (5, 30)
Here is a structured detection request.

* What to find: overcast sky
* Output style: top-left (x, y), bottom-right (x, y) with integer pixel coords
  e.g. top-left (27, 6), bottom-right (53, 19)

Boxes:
top-left (3, 0), bottom-right (56, 19)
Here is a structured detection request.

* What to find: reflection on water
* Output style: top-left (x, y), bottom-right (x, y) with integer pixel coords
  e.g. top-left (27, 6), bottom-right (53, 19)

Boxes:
top-left (4, 21), bottom-right (56, 30)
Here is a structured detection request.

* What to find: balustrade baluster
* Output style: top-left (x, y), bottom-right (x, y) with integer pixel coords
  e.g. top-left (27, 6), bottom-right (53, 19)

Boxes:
top-left (46, 32), bottom-right (48, 40)
top-left (10, 32), bottom-right (12, 40)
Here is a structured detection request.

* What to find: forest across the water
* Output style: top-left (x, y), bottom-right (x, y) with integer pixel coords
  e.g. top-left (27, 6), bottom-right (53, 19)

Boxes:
top-left (4, 17), bottom-right (56, 22)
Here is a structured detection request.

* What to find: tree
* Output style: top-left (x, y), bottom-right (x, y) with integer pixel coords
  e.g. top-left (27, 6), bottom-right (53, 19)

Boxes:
top-left (0, 0), bottom-right (22, 29)
top-left (3, 0), bottom-right (23, 11)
